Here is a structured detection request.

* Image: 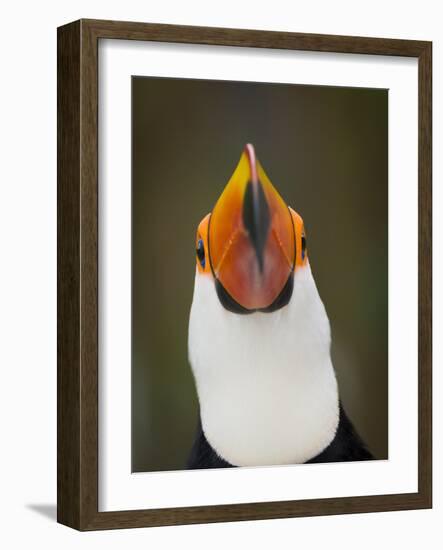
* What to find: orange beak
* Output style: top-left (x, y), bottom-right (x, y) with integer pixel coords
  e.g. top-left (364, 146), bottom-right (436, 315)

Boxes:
top-left (208, 144), bottom-right (295, 311)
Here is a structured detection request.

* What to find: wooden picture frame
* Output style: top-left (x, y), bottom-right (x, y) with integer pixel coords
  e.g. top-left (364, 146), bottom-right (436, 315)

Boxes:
top-left (57, 18), bottom-right (432, 530)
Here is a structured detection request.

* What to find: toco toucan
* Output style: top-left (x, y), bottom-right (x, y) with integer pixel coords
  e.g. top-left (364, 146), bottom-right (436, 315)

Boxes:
top-left (187, 144), bottom-right (373, 468)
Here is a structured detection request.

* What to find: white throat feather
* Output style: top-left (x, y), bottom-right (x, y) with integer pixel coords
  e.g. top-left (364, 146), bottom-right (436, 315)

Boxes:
top-left (188, 265), bottom-right (339, 466)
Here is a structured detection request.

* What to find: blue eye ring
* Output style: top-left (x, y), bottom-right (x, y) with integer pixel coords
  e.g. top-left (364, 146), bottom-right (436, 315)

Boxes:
top-left (196, 238), bottom-right (205, 268)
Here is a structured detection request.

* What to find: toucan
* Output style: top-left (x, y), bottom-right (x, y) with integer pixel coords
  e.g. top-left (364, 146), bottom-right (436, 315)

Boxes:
top-left (187, 144), bottom-right (373, 469)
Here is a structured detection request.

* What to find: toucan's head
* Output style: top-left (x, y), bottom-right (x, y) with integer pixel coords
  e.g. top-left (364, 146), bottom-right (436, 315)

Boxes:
top-left (194, 144), bottom-right (308, 313)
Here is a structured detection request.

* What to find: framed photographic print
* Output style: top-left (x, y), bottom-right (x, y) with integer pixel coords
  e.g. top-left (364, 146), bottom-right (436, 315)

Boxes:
top-left (57, 19), bottom-right (432, 530)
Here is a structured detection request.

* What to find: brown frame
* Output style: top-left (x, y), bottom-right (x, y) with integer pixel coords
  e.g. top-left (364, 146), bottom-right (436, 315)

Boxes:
top-left (57, 18), bottom-right (432, 530)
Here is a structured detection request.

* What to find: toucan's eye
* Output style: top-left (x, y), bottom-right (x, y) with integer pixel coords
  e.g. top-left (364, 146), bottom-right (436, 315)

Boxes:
top-left (196, 238), bottom-right (205, 268)
top-left (301, 234), bottom-right (307, 260)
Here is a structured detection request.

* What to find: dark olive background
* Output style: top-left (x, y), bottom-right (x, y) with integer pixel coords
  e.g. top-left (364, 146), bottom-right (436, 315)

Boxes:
top-left (132, 77), bottom-right (388, 472)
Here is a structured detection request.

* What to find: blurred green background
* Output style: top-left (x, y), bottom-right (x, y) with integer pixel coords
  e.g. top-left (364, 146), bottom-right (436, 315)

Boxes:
top-left (132, 77), bottom-right (388, 472)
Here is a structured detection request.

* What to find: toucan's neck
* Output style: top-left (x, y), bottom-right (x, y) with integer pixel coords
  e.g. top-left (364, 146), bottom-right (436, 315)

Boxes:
top-left (188, 265), bottom-right (340, 466)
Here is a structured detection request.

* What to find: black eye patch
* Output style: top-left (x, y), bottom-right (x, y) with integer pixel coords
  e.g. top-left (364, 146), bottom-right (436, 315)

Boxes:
top-left (301, 234), bottom-right (307, 260)
top-left (196, 238), bottom-right (205, 268)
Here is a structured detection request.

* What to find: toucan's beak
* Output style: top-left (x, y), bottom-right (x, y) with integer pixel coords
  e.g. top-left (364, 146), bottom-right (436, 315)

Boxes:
top-left (208, 144), bottom-right (295, 310)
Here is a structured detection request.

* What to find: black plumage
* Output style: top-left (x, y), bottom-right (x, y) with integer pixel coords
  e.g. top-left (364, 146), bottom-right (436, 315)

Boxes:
top-left (187, 403), bottom-right (373, 469)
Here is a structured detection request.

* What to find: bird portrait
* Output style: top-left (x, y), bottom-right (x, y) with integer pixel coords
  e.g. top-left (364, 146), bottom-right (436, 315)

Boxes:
top-left (187, 144), bottom-right (373, 469)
